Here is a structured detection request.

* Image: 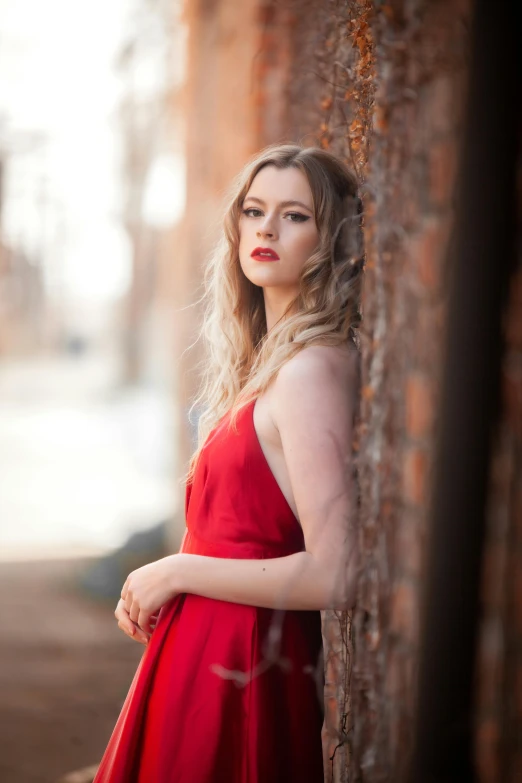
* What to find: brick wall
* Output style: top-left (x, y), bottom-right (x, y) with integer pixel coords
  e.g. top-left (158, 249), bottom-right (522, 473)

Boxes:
top-left (176, 1), bottom-right (520, 780)
top-left (352, 3), bottom-right (470, 779)
top-left (282, 0), bottom-right (470, 779)
top-left (282, 3), bottom-right (522, 781)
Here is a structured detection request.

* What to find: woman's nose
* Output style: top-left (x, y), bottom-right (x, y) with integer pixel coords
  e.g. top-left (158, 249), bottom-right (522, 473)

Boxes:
top-left (257, 217), bottom-right (277, 239)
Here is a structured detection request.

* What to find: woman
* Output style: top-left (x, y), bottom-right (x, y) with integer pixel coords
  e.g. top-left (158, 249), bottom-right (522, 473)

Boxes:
top-left (94, 143), bottom-right (363, 783)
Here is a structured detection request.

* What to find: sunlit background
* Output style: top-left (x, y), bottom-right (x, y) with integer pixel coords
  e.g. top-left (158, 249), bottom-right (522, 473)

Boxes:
top-left (0, 0), bottom-right (186, 559)
top-left (0, 3), bottom-right (193, 779)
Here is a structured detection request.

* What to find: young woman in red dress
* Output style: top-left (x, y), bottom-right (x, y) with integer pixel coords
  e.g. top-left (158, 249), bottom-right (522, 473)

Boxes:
top-left (94, 143), bottom-right (362, 783)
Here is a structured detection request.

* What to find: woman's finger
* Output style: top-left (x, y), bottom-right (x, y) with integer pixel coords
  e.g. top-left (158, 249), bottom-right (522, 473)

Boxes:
top-left (115, 600), bottom-right (148, 644)
top-left (114, 599), bottom-right (132, 628)
top-left (138, 609), bottom-right (154, 636)
top-left (124, 593), bottom-right (133, 615)
top-left (115, 606), bottom-right (135, 635)
top-left (120, 621), bottom-right (147, 645)
top-left (129, 601), bottom-right (140, 624)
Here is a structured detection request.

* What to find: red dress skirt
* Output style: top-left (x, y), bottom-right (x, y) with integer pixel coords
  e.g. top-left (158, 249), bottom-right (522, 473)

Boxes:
top-left (93, 399), bottom-right (325, 782)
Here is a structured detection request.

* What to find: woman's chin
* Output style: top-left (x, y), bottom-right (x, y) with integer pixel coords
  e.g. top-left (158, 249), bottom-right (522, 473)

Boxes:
top-left (241, 266), bottom-right (288, 289)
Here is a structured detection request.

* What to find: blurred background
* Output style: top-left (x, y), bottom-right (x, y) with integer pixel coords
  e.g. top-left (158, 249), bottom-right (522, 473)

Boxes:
top-left (0, 2), bottom-right (185, 780)
top-left (0, 1), bottom-right (519, 782)
top-left (0, 0), bottom-right (181, 559)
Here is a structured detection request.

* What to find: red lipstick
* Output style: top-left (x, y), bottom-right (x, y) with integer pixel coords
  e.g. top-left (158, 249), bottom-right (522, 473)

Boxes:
top-left (250, 246), bottom-right (280, 262)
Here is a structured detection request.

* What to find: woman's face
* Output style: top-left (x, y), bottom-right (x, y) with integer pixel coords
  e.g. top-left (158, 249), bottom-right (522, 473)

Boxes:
top-left (238, 165), bottom-right (320, 294)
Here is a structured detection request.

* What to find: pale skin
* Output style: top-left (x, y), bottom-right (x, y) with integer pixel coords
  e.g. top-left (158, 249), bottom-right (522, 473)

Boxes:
top-left (116, 165), bottom-right (359, 645)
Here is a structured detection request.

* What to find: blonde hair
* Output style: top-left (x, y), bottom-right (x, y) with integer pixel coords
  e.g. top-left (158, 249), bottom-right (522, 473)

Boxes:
top-left (187, 142), bottom-right (364, 480)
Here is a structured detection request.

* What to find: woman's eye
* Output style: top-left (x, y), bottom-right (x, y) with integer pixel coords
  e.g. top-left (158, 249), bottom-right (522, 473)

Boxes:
top-left (241, 208), bottom-right (309, 223)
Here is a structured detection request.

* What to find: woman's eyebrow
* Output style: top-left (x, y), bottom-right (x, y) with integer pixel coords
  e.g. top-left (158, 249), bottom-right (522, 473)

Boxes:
top-left (243, 196), bottom-right (313, 212)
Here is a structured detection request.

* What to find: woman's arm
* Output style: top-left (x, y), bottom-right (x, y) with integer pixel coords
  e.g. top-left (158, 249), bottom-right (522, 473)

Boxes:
top-left (119, 345), bottom-right (359, 635)
top-left (174, 547), bottom-right (353, 612)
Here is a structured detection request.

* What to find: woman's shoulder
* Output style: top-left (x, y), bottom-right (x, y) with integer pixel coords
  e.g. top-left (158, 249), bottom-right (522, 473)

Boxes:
top-left (276, 342), bottom-right (359, 386)
top-left (272, 342), bottom-right (360, 410)
top-left (268, 342), bottom-right (359, 439)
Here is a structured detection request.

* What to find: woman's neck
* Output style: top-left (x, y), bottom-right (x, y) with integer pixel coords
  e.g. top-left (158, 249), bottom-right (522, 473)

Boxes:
top-left (263, 287), bottom-right (298, 332)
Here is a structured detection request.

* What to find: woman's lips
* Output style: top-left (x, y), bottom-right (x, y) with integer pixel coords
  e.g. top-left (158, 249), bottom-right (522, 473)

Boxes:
top-left (250, 246), bottom-right (280, 262)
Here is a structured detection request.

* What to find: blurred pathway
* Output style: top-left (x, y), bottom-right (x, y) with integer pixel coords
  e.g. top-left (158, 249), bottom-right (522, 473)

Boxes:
top-left (0, 557), bottom-right (142, 783)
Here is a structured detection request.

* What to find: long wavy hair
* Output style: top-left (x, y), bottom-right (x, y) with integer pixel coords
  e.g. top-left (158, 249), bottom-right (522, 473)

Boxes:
top-left (187, 142), bottom-right (364, 480)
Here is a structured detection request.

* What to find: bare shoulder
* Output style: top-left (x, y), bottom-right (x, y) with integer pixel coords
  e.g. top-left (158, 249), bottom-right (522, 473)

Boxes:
top-left (271, 342), bottom-right (360, 428)
top-left (274, 343), bottom-right (359, 396)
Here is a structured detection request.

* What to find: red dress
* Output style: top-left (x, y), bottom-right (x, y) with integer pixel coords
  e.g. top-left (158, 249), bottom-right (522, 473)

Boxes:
top-left (94, 399), bottom-right (325, 782)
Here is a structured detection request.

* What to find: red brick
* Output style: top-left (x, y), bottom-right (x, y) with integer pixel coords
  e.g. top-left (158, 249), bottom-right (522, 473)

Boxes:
top-left (323, 694), bottom-right (340, 736)
top-left (425, 76), bottom-right (454, 135)
top-left (404, 203), bottom-right (421, 235)
top-left (393, 516), bottom-right (423, 576)
top-left (428, 137), bottom-right (458, 207)
top-left (402, 446), bottom-right (428, 506)
top-left (408, 218), bottom-right (442, 292)
top-left (385, 646), bottom-right (401, 700)
top-left (389, 579), bottom-right (418, 644)
top-left (406, 372), bottom-right (434, 440)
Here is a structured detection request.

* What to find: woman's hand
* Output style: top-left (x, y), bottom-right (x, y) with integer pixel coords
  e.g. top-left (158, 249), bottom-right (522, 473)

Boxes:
top-left (120, 554), bottom-right (182, 636)
top-left (114, 599), bottom-right (154, 645)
